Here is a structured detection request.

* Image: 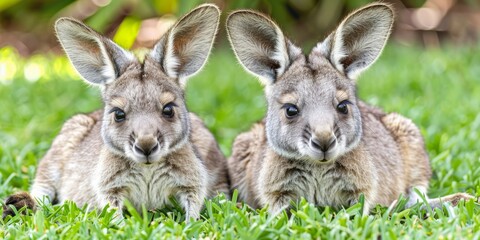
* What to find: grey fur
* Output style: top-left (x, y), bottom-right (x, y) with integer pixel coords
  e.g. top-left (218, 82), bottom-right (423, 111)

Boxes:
top-left (226, 3), bottom-right (475, 215)
top-left (5, 4), bottom-right (228, 222)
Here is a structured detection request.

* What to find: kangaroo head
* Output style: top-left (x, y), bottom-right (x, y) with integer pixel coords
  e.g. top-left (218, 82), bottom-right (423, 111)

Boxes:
top-left (56, 4), bottom-right (220, 164)
top-left (227, 3), bottom-right (393, 163)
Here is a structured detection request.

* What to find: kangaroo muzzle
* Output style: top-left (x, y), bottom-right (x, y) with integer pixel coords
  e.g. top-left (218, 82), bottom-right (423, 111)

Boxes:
top-left (134, 135), bottom-right (159, 157)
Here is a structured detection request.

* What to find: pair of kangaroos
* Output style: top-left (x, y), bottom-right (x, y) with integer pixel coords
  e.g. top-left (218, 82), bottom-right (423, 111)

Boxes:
top-left (3, 3), bottom-right (475, 220)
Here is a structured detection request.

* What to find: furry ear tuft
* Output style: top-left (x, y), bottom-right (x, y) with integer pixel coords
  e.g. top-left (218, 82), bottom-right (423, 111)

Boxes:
top-left (55, 18), bottom-right (134, 85)
top-left (226, 10), bottom-right (301, 85)
top-left (314, 3), bottom-right (394, 80)
top-left (150, 4), bottom-right (220, 87)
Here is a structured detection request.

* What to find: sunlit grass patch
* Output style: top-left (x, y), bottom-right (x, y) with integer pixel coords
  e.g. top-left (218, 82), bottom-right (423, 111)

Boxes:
top-left (1, 44), bottom-right (479, 238)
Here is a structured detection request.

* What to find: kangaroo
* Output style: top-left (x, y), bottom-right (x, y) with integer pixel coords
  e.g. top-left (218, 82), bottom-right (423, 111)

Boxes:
top-left (226, 3), bottom-right (475, 215)
top-left (3, 4), bottom-right (229, 221)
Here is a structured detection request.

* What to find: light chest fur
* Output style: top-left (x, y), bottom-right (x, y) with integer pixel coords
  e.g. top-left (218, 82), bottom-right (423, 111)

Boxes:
top-left (124, 163), bottom-right (175, 209)
top-left (258, 155), bottom-right (374, 209)
top-left (94, 154), bottom-right (207, 211)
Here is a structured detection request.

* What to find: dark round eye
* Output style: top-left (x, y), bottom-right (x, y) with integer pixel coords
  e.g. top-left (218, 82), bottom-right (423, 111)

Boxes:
top-left (162, 103), bottom-right (175, 118)
top-left (284, 104), bottom-right (299, 118)
top-left (337, 100), bottom-right (350, 114)
top-left (113, 108), bottom-right (126, 122)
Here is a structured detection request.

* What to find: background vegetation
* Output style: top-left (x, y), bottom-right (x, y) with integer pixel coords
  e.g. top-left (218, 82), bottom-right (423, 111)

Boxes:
top-left (1, 0), bottom-right (480, 239)
top-left (1, 0), bottom-right (480, 55)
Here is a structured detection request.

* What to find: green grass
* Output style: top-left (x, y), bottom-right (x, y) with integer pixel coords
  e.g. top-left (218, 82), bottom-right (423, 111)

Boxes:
top-left (1, 43), bottom-right (480, 239)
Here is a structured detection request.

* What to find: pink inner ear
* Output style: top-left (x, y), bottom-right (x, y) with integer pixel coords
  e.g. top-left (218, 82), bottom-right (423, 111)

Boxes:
top-left (227, 12), bottom-right (296, 85)
top-left (154, 5), bottom-right (219, 82)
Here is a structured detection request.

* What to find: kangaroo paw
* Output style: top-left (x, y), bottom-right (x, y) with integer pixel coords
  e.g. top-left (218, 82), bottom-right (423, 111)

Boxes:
top-left (2, 192), bottom-right (36, 219)
top-left (428, 192), bottom-right (477, 208)
top-left (442, 193), bottom-right (477, 206)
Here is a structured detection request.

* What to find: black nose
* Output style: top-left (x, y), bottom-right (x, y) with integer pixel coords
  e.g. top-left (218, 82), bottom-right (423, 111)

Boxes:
top-left (310, 137), bottom-right (336, 152)
top-left (134, 142), bottom-right (159, 156)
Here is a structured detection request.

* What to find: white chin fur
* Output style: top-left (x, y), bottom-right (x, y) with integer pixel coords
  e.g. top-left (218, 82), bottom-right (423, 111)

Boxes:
top-left (297, 141), bottom-right (345, 163)
top-left (306, 148), bottom-right (339, 163)
top-left (268, 139), bottom-right (347, 162)
top-left (125, 145), bottom-right (166, 164)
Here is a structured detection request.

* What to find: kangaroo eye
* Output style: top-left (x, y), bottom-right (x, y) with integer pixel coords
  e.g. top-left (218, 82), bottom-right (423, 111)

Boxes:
top-left (337, 100), bottom-right (350, 114)
top-left (284, 104), bottom-right (299, 118)
top-left (112, 108), bottom-right (126, 122)
top-left (162, 103), bottom-right (175, 118)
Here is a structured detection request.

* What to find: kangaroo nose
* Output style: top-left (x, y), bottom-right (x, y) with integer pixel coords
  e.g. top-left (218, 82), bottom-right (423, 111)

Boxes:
top-left (134, 142), bottom-right (159, 156)
top-left (310, 137), bottom-right (336, 152)
top-left (134, 137), bottom-right (159, 156)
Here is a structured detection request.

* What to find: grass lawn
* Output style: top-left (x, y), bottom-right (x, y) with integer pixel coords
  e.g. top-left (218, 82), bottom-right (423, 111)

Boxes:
top-left (0, 43), bottom-right (479, 239)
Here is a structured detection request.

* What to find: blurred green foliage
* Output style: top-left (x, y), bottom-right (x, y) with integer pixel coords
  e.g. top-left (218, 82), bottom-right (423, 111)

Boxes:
top-left (5, 0), bottom-right (480, 55)
top-left (0, 0), bottom-right (435, 54)
top-left (113, 16), bottom-right (141, 49)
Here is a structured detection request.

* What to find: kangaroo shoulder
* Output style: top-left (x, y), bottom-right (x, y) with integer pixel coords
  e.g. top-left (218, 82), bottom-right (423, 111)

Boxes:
top-left (60, 110), bottom-right (101, 134)
top-left (381, 113), bottom-right (422, 140)
top-left (358, 101), bottom-right (423, 146)
top-left (188, 112), bottom-right (225, 164)
top-left (50, 110), bottom-right (102, 154)
top-left (231, 121), bottom-right (266, 162)
top-left (188, 113), bottom-right (217, 147)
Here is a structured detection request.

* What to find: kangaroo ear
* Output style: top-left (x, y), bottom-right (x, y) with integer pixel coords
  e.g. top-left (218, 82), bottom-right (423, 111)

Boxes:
top-left (226, 10), bottom-right (301, 86)
top-left (315, 3), bottom-right (394, 80)
top-left (55, 18), bottom-right (134, 85)
top-left (150, 4), bottom-right (220, 87)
